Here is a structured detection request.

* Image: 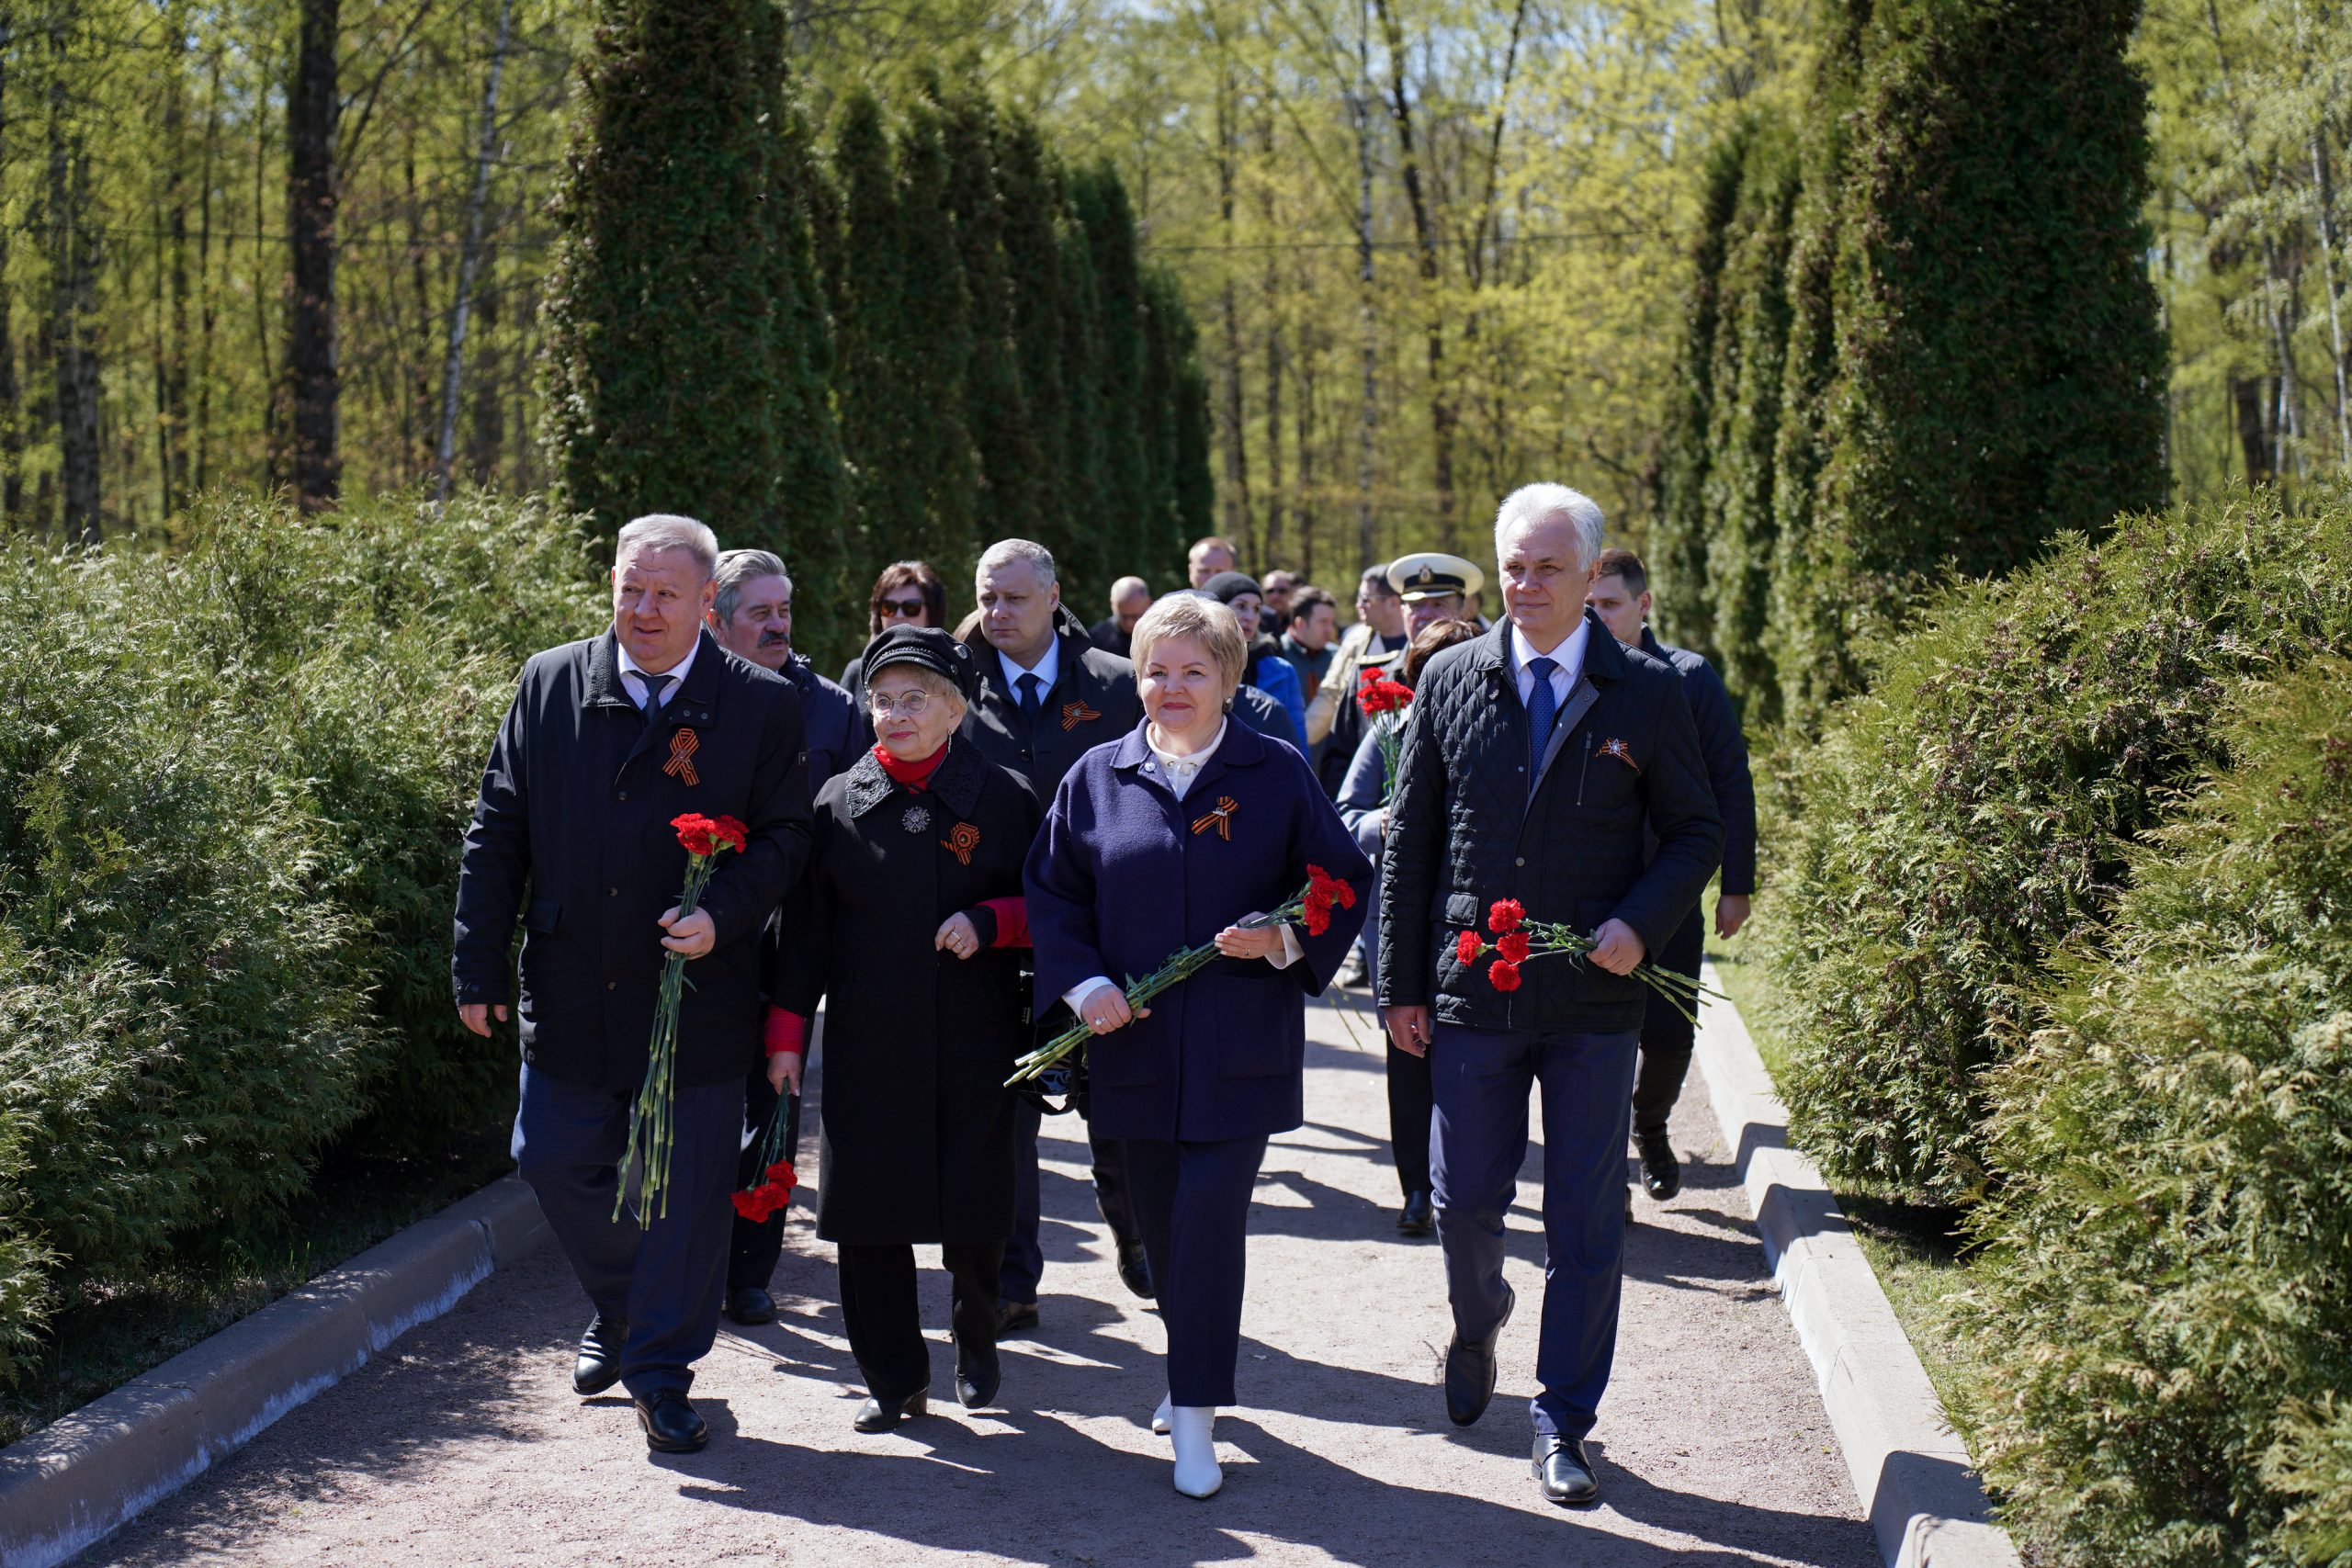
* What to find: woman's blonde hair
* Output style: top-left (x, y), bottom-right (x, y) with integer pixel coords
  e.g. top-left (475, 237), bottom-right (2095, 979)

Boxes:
top-left (1130, 592), bottom-right (1248, 690)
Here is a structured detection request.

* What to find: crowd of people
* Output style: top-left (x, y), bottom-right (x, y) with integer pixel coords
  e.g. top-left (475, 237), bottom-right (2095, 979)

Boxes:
top-left (451, 484), bottom-right (1757, 1510)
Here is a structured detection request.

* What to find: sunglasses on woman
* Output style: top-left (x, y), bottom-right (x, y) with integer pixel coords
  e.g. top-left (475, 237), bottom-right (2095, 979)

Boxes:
top-left (877, 597), bottom-right (928, 620)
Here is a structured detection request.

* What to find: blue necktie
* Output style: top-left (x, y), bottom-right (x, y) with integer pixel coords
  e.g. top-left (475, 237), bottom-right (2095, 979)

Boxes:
top-left (637, 670), bottom-right (674, 732)
top-left (1526, 655), bottom-right (1558, 774)
top-left (1017, 671), bottom-right (1044, 725)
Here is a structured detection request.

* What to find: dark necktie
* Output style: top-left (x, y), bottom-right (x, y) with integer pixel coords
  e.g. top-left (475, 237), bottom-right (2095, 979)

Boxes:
top-left (1017, 671), bottom-right (1043, 725)
top-left (1526, 655), bottom-right (1559, 774)
top-left (638, 670), bottom-right (674, 729)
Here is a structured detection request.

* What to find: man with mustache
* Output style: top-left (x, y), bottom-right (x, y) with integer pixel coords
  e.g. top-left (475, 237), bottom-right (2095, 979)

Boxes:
top-left (703, 547), bottom-right (859, 1325)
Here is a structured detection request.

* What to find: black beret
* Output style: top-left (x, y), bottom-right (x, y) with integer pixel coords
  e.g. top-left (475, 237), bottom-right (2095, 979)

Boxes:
top-left (1202, 570), bottom-right (1262, 605)
top-left (862, 625), bottom-right (977, 700)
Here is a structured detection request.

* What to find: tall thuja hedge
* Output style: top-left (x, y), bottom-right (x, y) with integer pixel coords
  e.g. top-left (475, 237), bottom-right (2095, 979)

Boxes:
top-left (1798, 0), bottom-right (2166, 725)
top-left (1958, 660), bottom-right (2352, 1566)
top-left (1758, 488), bottom-right (2352, 1201)
top-left (541, 0), bottom-right (844, 563)
top-left (995, 115), bottom-right (1088, 581)
top-left (1069, 161), bottom-right (1155, 577)
top-left (1651, 125), bottom-right (1750, 667)
top-left (1699, 123), bottom-right (1800, 727)
top-left (0, 493), bottom-right (601, 1384)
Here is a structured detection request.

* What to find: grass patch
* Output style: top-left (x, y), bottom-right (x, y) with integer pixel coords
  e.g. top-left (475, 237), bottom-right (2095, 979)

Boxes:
top-left (1705, 941), bottom-right (1996, 1458)
top-left (0, 1117), bottom-right (512, 1450)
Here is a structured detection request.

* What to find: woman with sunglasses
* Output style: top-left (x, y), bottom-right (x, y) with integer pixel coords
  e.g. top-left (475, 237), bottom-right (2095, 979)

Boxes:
top-left (840, 561), bottom-right (949, 705)
top-left (766, 626), bottom-right (1041, 1430)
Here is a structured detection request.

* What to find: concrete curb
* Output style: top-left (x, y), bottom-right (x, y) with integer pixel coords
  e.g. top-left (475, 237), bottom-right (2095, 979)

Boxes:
top-left (0, 1176), bottom-right (549, 1568)
top-left (1694, 963), bottom-right (2019, 1568)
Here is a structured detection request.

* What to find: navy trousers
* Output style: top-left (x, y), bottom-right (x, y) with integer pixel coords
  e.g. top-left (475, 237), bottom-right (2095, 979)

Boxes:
top-left (512, 1064), bottom-right (743, 1399)
top-left (1429, 1022), bottom-right (1640, 1439)
top-left (728, 1069), bottom-right (798, 1293)
top-left (1632, 908), bottom-right (1708, 1138)
top-left (1003, 1103), bottom-right (1142, 1304)
top-left (1123, 1134), bottom-right (1270, 1408)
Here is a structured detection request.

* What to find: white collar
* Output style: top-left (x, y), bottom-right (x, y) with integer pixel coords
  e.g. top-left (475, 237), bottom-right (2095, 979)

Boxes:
top-left (997, 637), bottom-right (1060, 697)
top-left (1148, 717), bottom-right (1228, 772)
top-left (618, 635), bottom-right (700, 694)
top-left (1510, 618), bottom-right (1586, 682)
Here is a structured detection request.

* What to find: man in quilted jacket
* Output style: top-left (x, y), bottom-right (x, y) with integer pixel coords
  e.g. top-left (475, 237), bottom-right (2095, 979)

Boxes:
top-left (1378, 483), bottom-right (1723, 1509)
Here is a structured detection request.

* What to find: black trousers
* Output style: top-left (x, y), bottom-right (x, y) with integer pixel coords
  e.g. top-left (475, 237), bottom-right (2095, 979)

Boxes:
top-left (1386, 1038), bottom-right (1433, 1197)
top-left (836, 1241), bottom-right (1003, 1404)
top-left (1632, 907), bottom-right (1708, 1138)
top-left (728, 1069), bottom-right (799, 1293)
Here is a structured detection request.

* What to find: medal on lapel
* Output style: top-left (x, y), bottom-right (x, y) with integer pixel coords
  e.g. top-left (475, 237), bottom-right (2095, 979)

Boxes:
top-left (1598, 737), bottom-right (1640, 773)
top-left (664, 728), bottom-right (700, 786)
top-left (941, 822), bottom-right (980, 864)
top-left (1061, 700), bottom-right (1102, 732)
top-left (902, 805), bottom-right (932, 834)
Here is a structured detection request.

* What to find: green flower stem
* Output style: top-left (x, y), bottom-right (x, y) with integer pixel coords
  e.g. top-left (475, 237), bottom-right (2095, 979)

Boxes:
top-left (614, 848), bottom-right (732, 1227)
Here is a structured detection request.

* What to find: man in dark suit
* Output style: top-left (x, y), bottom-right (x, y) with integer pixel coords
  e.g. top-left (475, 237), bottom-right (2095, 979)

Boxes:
top-left (1089, 576), bottom-right (1151, 659)
top-left (957, 539), bottom-right (1152, 1333)
top-left (1381, 485), bottom-right (1722, 1508)
top-left (1583, 547), bottom-right (1757, 1202)
top-left (704, 547), bottom-right (859, 1326)
top-left (454, 514), bottom-right (814, 1456)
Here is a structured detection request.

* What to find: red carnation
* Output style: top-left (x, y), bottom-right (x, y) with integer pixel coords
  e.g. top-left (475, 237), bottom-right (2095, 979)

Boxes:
top-left (1356, 671), bottom-right (1414, 717)
top-left (731, 1190), bottom-right (769, 1221)
top-left (764, 1161), bottom-right (797, 1199)
top-left (1497, 931), bottom-right (1531, 964)
top-left (673, 812), bottom-right (718, 856)
top-left (711, 815), bottom-right (749, 853)
top-left (1455, 930), bottom-right (1484, 965)
top-left (1306, 865), bottom-right (1357, 911)
top-left (1488, 959), bottom-right (1523, 993)
top-left (1487, 898), bottom-right (1525, 935)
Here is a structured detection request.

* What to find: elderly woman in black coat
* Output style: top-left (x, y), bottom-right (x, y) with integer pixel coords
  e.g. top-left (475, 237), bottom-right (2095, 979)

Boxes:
top-left (766, 626), bottom-right (1040, 1431)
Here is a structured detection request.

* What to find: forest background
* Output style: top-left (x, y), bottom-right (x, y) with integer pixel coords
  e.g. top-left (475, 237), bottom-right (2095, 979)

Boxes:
top-left (10, 0), bottom-right (2342, 615)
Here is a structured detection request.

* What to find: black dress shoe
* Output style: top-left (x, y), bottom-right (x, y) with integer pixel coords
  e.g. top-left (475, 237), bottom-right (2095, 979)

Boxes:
top-left (955, 1336), bottom-right (1001, 1409)
top-left (1115, 1238), bottom-right (1156, 1300)
top-left (1637, 1129), bottom-right (1682, 1201)
top-left (573, 1315), bottom-right (627, 1396)
top-left (725, 1286), bottom-right (776, 1325)
top-left (636, 1390), bottom-right (708, 1453)
top-left (1534, 1434), bottom-right (1600, 1506)
top-left (996, 1298), bottom-right (1039, 1337)
top-left (1396, 1190), bottom-right (1434, 1235)
top-left (854, 1385), bottom-right (929, 1432)
top-left (1443, 1283), bottom-right (1514, 1427)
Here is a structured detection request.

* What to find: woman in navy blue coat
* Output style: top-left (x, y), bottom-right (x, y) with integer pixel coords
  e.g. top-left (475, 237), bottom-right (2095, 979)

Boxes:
top-left (1025, 593), bottom-right (1371, 1499)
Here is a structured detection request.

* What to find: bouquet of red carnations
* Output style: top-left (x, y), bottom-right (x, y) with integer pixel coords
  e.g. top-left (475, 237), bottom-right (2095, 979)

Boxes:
top-left (1454, 898), bottom-right (1716, 1021)
top-left (1006, 865), bottom-right (1358, 1087)
top-left (732, 1093), bottom-right (798, 1223)
top-left (615, 812), bottom-right (747, 1227)
top-left (1356, 666), bottom-right (1414, 806)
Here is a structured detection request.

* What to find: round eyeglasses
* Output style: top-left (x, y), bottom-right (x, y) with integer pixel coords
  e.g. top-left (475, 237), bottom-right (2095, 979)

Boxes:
top-left (866, 689), bottom-right (934, 716)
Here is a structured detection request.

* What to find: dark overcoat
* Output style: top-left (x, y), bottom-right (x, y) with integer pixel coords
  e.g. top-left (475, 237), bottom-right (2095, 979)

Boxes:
top-left (452, 629), bottom-right (813, 1091)
top-left (1378, 611), bottom-right (1723, 1035)
top-left (957, 607), bottom-right (1141, 802)
top-left (1024, 720), bottom-right (1373, 1144)
top-left (1639, 626), bottom-right (1757, 898)
top-left (770, 737), bottom-right (1040, 1246)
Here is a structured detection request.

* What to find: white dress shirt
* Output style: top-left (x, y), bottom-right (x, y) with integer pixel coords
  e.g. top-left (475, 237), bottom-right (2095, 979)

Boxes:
top-left (1063, 718), bottom-right (1304, 1020)
top-left (1510, 618), bottom-right (1585, 709)
top-left (998, 638), bottom-right (1061, 711)
top-left (617, 637), bottom-right (700, 713)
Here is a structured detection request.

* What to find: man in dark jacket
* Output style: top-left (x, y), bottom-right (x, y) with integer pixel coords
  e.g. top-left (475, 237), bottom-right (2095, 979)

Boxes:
top-left (703, 547), bottom-right (859, 1327)
top-left (1380, 485), bottom-right (1722, 1508)
top-left (1089, 576), bottom-right (1151, 659)
top-left (454, 514), bottom-right (814, 1456)
top-left (1583, 548), bottom-right (1757, 1202)
top-left (958, 539), bottom-right (1152, 1331)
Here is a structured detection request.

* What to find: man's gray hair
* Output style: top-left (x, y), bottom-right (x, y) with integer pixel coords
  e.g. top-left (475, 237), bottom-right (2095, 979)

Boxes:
top-left (1110, 575), bottom-right (1149, 604)
top-left (713, 548), bottom-right (790, 624)
top-left (1492, 483), bottom-right (1604, 571)
top-left (978, 538), bottom-right (1057, 583)
top-left (616, 513), bottom-right (719, 581)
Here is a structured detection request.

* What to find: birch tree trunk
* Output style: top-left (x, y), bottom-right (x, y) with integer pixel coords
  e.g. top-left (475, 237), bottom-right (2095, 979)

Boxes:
top-left (435, 0), bottom-right (514, 499)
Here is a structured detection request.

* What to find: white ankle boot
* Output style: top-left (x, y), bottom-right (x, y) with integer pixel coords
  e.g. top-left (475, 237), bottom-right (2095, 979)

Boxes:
top-left (1151, 1393), bottom-right (1171, 1436)
top-left (1169, 1405), bottom-right (1222, 1498)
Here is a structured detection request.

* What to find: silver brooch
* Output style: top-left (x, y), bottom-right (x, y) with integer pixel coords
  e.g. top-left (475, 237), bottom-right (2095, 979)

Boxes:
top-left (901, 806), bottom-right (932, 834)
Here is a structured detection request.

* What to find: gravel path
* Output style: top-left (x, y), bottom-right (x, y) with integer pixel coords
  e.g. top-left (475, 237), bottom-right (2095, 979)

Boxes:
top-left (88, 997), bottom-right (1873, 1567)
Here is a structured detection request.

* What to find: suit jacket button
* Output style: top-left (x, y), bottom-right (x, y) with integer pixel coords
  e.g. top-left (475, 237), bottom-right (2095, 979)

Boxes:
top-left (1515, 856), bottom-right (1525, 867)
top-left (609, 887), bottom-right (618, 897)
top-left (606, 981), bottom-right (616, 991)
top-left (617, 790), bottom-right (628, 801)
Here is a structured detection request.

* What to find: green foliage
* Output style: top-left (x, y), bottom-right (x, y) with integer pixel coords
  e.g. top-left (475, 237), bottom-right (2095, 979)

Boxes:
top-left (1758, 488), bottom-right (2352, 1202)
top-left (1956, 658), bottom-right (2352, 1565)
top-left (1069, 161), bottom-right (1155, 574)
top-left (0, 491), bottom-right (601, 1387)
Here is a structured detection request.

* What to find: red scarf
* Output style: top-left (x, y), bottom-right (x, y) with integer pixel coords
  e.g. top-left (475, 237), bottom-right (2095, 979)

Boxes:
top-left (874, 741), bottom-right (946, 793)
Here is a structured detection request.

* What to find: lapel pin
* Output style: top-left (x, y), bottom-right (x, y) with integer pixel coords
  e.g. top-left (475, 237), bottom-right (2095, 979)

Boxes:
top-left (664, 728), bottom-right (701, 786)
